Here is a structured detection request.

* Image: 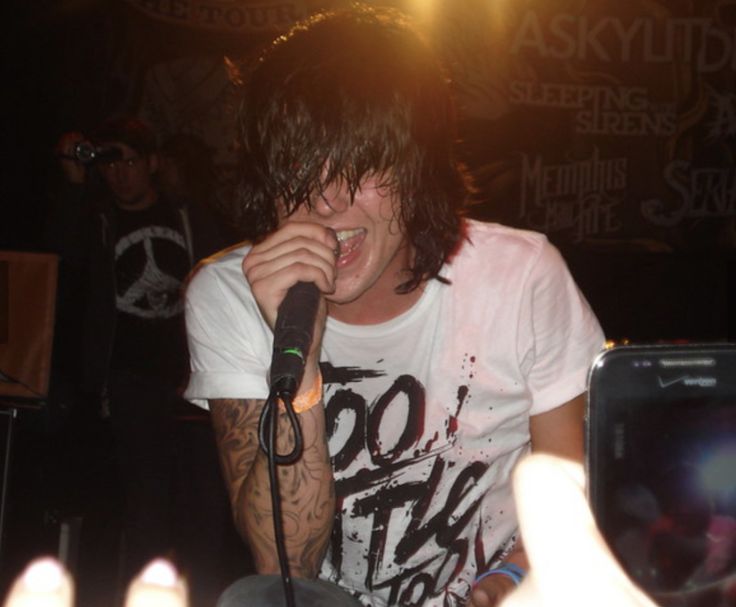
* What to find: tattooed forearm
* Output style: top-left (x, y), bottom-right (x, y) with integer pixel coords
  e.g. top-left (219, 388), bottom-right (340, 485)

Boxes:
top-left (209, 397), bottom-right (335, 578)
top-left (209, 398), bottom-right (263, 508)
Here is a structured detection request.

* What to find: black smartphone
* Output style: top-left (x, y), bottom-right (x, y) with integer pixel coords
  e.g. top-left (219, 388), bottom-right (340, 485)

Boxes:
top-left (586, 343), bottom-right (736, 606)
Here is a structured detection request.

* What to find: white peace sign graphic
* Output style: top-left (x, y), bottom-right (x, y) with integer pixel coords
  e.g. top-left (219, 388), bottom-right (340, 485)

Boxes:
top-left (115, 225), bottom-right (186, 319)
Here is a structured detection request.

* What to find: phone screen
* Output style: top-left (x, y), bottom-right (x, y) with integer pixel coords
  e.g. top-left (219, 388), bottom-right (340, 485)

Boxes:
top-left (588, 346), bottom-right (736, 606)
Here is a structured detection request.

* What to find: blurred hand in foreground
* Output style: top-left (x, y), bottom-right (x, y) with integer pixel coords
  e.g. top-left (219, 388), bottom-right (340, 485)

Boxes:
top-left (3, 557), bottom-right (188, 607)
top-left (501, 453), bottom-right (658, 607)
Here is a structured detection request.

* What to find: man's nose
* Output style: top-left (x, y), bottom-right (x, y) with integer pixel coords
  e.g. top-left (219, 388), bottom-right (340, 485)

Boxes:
top-left (311, 190), bottom-right (349, 217)
top-left (112, 166), bottom-right (126, 181)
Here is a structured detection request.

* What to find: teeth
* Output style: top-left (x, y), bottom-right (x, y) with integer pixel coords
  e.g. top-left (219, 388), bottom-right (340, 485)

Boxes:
top-left (334, 228), bottom-right (365, 259)
top-left (336, 228), bottom-right (365, 242)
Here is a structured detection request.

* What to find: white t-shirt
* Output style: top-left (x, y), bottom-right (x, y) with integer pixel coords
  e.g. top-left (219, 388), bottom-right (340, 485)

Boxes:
top-left (184, 219), bottom-right (605, 606)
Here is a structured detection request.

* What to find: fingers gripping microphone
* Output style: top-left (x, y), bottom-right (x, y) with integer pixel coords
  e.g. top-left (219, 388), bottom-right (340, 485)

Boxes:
top-left (270, 281), bottom-right (321, 397)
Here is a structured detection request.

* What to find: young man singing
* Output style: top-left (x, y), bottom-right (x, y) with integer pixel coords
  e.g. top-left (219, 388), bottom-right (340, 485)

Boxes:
top-left (184, 6), bottom-right (605, 606)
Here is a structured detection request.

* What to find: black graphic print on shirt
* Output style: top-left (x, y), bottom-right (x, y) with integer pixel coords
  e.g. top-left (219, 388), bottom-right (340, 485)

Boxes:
top-left (114, 224), bottom-right (188, 319)
top-left (321, 357), bottom-right (511, 607)
top-left (111, 204), bottom-right (190, 378)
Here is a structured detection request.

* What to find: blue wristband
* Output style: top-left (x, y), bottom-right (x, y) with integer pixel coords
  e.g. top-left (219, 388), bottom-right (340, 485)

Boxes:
top-left (474, 563), bottom-right (526, 587)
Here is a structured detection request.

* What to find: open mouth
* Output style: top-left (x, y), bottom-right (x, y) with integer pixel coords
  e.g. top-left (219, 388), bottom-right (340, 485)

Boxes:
top-left (335, 228), bottom-right (366, 265)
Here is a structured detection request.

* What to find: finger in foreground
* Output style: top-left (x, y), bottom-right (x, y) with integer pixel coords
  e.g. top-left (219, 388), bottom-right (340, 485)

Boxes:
top-left (504, 454), bottom-right (657, 607)
top-left (3, 557), bottom-right (73, 607)
top-left (124, 559), bottom-right (188, 607)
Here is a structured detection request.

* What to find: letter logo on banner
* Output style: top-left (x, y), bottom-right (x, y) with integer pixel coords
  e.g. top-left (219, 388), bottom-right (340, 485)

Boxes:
top-left (511, 12), bottom-right (736, 73)
top-left (447, 0), bottom-right (736, 245)
top-left (125, 0), bottom-right (308, 32)
top-left (642, 161), bottom-right (736, 226)
top-left (519, 148), bottom-right (625, 241)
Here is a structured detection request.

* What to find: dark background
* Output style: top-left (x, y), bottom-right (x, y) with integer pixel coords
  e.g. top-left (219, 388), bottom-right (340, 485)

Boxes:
top-left (1, 1), bottom-right (733, 606)
top-left (4, 0), bottom-right (732, 340)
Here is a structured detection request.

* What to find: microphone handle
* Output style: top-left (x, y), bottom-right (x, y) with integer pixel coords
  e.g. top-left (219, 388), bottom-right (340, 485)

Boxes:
top-left (270, 281), bottom-right (320, 396)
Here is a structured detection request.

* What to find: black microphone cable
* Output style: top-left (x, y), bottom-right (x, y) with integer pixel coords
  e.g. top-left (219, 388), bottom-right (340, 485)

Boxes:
top-left (258, 387), bottom-right (302, 607)
top-left (257, 281), bottom-right (321, 607)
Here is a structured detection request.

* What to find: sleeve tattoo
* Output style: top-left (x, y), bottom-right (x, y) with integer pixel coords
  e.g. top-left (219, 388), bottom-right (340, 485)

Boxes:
top-left (209, 398), bottom-right (335, 577)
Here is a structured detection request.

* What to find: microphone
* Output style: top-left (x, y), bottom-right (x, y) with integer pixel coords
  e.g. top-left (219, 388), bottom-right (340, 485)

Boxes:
top-left (269, 281), bottom-right (321, 397)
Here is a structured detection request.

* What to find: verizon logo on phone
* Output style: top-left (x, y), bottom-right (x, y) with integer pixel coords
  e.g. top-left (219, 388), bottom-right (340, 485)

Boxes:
top-left (657, 375), bottom-right (717, 388)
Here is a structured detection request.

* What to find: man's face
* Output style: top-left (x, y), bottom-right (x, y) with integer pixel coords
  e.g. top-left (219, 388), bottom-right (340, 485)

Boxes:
top-left (98, 143), bottom-right (157, 209)
top-left (281, 175), bottom-right (413, 307)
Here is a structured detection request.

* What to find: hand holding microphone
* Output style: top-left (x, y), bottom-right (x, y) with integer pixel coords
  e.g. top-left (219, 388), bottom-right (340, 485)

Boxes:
top-left (55, 132), bottom-right (88, 184)
top-left (243, 222), bottom-right (339, 397)
top-left (244, 221), bottom-right (338, 465)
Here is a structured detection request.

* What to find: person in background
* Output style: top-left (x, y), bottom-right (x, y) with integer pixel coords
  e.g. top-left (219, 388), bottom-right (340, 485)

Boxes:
top-left (48, 116), bottom-right (233, 589)
top-left (183, 5), bottom-right (604, 607)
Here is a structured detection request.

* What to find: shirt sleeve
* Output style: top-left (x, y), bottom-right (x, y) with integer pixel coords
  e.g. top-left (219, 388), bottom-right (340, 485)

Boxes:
top-left (183, 252), bottom-right (272, 408)
top-left (519, 238), bottom-right (606, 415)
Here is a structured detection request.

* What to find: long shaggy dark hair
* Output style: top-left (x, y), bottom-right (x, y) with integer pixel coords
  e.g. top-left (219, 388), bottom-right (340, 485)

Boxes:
top-left (235, 4), bottom-right (471, 292)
